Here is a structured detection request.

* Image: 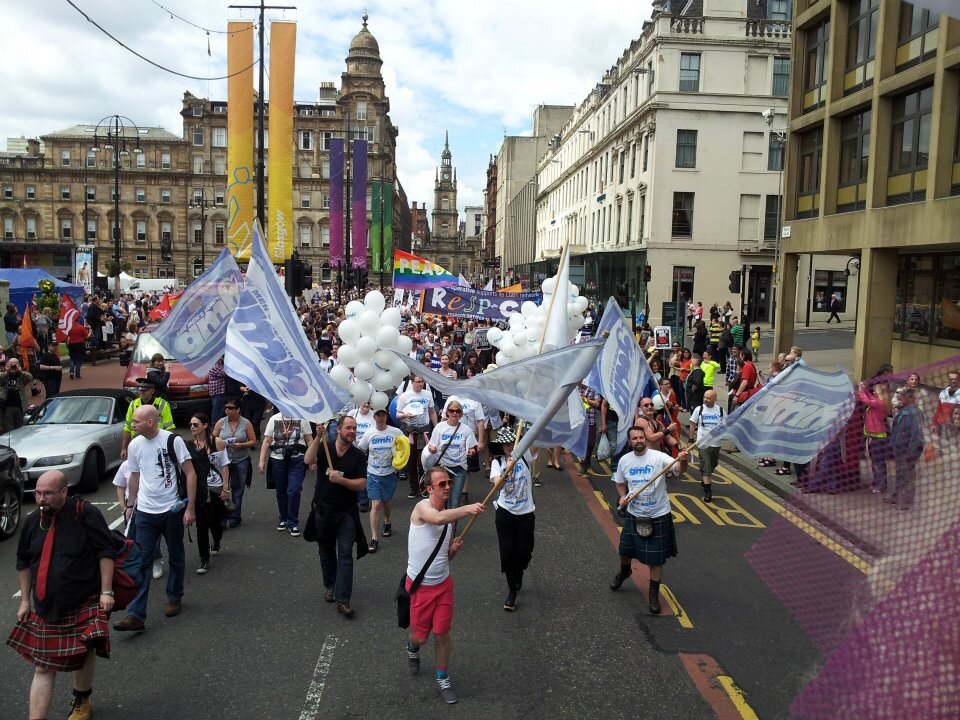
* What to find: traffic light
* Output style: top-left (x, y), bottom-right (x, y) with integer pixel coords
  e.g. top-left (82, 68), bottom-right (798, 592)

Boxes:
top-left (355, 269), bottom-right (369, 289)
top-left (284, 258), bottom-right (301, 297)
top-left (643, 265), bottom-right (652, 283)
top-left (728, 270), bottom-right (742, 294)
top-left (301, 260), bottom-right (313, 291)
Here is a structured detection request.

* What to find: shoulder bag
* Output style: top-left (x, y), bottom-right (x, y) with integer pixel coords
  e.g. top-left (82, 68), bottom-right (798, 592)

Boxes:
top-left (395, 523), bottom-right (448, 629)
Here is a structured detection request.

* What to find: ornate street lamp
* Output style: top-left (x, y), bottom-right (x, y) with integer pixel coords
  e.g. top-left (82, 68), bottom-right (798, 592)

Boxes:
top-left (189, 187), bottom-right (216, 277)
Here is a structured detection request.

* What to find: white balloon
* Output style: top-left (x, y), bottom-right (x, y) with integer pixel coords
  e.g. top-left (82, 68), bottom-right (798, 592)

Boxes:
top-left (370, 391), bottom-right (389, 411)
top-left (388, 367), bottom-right (407, 386)
top-left (500, 342), bottom-right (516, 358)
top-left (354, 360), bottom-right (375, 381)
top-left (487, 327), bottom-right (503, 344)
top-left (337, 318), bottom-right (361, 345)
top-left (574, 296), bottom-right (589, 313)
top-left (371, 371), bottom-right (394, 391)
top-left (329, 364), bottom-right (353, 389)
top-left (380, 307), bottom-right (402, 328)
top-left (389, 355), bottom-right (409, 375)
top-left (337, 345), bottom-right (359, 369)
top-left (373, 350), bottom-right (394, 373)
top-left (358, 310), bottom-right (381, 337)
top-left (355, 336), bottom-right (378, 360)
top-left (345, 300), bottom-right (364, 319)
top-left (542, 277), bottom-right (555, 295)
top-left (521, 301), bottom-right (537, 318)
top-left (364, 290), bottom-right (386, 314)
top-left (513, 332), bottom-right (526, 347)
top-left (376, 325), bottom-right (400, 350)
top-left (396, 334), bottom-right (413, 355)
top-left (570, 285), bottom-right (580, 297)
top-left (525, 327), bottom-right (540, 343)
top-left (495, 351), bottom-right (507, 366)
top-left (508, 313), bottom-right (524, 329)
top-left (350, 381), bottom-right (372, 404)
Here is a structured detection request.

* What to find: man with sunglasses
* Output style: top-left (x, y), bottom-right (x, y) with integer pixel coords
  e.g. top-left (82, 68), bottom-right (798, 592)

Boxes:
top-left (405, 467), bottom-right (485, 705)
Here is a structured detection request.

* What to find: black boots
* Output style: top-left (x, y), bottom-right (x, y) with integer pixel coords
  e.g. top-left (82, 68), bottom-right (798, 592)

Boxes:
top-left (610, 565), bottom-right (632, 590)
top-left (702, 482), bottom-right (712, 503)
top-left (648, 580), bottom-right (661, 615)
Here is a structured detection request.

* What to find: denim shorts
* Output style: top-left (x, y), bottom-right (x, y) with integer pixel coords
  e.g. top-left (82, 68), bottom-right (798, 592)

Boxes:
top-left (367, 472), bottom-right (399, 501)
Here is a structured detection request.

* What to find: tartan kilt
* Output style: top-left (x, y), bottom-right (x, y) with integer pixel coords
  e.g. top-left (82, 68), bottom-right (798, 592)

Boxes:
top-left (618, 512), bottom-right (677, 567)
top-left (6, 597), bottom-right (110, 671)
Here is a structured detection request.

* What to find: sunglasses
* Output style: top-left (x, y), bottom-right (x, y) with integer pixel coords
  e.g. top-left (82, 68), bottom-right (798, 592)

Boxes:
top-left (189, 422), bottom-right (202, 427)
top-left (224, 406), bottom-right (239, 410)
top-left (433, 480), bottom-right (452, 489)
top-left (447, 408), bottom-right (462, 414)
top-left (641, 403), bottom-right (655, 408)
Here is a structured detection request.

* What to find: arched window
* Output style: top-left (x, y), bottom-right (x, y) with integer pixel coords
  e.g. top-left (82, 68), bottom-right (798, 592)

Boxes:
top-left (321, 261), bottom-right (332, 282)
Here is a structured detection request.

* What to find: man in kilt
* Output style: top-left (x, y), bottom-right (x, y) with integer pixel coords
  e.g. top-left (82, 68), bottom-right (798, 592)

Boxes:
top-left (610, 426), bottom-right (688, 614)
top-left (7, 470), bottom-right (118, 720)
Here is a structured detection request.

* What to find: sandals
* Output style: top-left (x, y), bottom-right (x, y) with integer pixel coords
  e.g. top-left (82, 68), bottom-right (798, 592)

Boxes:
top-left (774, 467), bottom-right (792, 476)
top-left (758, 458), bottom-right (777, 468)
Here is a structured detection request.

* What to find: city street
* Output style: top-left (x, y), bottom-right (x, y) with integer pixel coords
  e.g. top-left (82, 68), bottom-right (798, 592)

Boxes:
top-left (0, 359), bottom-right (851, 719)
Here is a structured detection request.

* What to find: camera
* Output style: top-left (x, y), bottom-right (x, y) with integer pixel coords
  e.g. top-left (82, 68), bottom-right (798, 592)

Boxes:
top-left (279, 444), bottom-right (307, 459)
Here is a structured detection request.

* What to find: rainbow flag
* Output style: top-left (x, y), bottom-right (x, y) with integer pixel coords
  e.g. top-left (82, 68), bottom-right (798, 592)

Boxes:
top-left (393, 249), bottom-right (458, 290)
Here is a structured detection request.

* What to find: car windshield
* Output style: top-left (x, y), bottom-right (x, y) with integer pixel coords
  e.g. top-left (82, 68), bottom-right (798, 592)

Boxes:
top-left (131, 332), bottom-right (177, 364)
top-left (29, 397), bottom-right (115, 425)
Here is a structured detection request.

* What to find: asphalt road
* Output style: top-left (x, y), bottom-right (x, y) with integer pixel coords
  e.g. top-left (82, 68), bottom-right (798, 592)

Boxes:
top-left (0, 360), bottom-right (839, 718)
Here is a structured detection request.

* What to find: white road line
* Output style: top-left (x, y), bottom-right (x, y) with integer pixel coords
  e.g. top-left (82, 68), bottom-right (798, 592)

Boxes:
top-left (12, 589), bottom-right (21, 599)
top-left (299, 635), bottom-right (338, 720)
top-left (108, 515), bottom-right (125, 530)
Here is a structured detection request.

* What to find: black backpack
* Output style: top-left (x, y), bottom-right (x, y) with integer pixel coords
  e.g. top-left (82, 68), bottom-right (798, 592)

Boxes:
top-left (167, 434), bottom-right (209, 504)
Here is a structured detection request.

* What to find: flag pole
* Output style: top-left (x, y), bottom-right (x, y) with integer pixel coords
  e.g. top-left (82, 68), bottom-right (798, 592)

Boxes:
top-left (618, 442), bottom-right (696, 508)
top-left (535, 235), bottom-right (572, 354)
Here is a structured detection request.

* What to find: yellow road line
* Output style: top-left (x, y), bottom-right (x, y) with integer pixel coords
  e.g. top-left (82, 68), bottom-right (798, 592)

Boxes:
top-left (660, 583), bottom-right (694, 629)
top-left (715, 465), bottom-right (870, 575)
top-left (716, 675), bottom-right (760, 720)
top-left (593, 490), bottom-right (611, 511)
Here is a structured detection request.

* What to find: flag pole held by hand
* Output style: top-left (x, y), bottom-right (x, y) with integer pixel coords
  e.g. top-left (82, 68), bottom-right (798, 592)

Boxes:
top-left (618, 444), bottom-right (694, 508)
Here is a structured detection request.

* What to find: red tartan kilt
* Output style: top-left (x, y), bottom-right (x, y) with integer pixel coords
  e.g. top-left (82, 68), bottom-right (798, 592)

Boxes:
top-left (6, 597), bottom-right (110, 671)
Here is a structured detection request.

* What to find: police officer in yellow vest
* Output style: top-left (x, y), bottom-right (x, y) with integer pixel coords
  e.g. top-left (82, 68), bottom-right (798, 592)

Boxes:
top-left (120, 377), bottom-right (175, 460)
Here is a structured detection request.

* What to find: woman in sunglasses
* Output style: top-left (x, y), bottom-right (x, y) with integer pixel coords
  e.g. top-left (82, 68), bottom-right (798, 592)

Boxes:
top-left (187, 413), bottom-right (231, 574)
top-left (422, 402), bottom-right (477, 510)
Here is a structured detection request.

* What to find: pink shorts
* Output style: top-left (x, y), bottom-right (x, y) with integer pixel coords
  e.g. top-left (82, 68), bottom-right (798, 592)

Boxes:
top-left (406, 575), bottom-right (454, 640)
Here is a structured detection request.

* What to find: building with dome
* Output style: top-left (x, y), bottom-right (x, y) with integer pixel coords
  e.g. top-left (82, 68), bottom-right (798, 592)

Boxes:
top-left (0, 13), bottom-right (411, 287)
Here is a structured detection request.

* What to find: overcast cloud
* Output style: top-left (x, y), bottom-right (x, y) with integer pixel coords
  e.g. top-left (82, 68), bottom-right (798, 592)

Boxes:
top-left (2, 0), bottom-right (652, 217)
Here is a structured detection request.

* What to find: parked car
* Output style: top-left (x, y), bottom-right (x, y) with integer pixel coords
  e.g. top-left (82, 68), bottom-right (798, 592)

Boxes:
top-left (7, 389), bottom-right (133, 494)
top-left (0, 444), bottom-right (25, 540)
top-left (122, 323), bottom-right (211, 420)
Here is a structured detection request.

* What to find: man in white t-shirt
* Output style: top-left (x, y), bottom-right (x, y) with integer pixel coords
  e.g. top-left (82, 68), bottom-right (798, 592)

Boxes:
top-left (611, 426), bottom-right (687, 615)
top-left (688, 389), bottom-right (724, 503)
top-left (259, 412), bottom-right (314, 536)
top-left (358, 408), bottom-right (403, 551)
top-left (113, 405), bottom-right (196, 632)
top-left (939, 370), bottom-right (959, 406)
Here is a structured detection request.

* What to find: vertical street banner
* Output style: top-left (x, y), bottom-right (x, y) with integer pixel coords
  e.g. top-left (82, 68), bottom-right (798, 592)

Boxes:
top-left (74, 246), bottom-right (93, 295)
top-left (329, 138), bottom-right (344, 269)
top-left (371, 180), bottom-right (383, 273)
top-left (266, 21), bottom-right (296, 263)
top-left (352, 140), bottom-right (368, 270)
top-left (227, 21), bottom-right (255, 261)
top-left (382, 182), bottom-right (393, 275)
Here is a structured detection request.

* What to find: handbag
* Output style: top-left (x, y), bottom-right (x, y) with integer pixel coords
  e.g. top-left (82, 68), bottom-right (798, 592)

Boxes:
top-left (395, 523), bottom-right (448, 629)
top-left (265, 458), bottom-right (275, 490)
top-left (302, 502), bottom-right (317, 542)
top-left (419, 422), bottom-right (461, 488)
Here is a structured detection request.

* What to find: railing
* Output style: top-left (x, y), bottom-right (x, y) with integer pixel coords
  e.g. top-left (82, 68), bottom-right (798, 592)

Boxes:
top-left (746, 19), bottom-right (792, 39)
top-left (671, 16), bottom-right (704, 34)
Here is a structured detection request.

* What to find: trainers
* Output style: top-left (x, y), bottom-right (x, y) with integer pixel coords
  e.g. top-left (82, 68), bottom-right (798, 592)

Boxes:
top-left (68, 694), bottom-right (92, 720)
top-left (407, 646), bottom-right (421, 676)
top-left (407, 490), bottom-right (417, 499)
top-left (112, 615), bottom-right (145, 632)
top-left (437, 676), bottom-right (458, 704)
top-left (164, 599), bottom-right (182, 617)
top-left (382, 523), bottom-right (392, 537)
top-left (276, 521), bottom-right (288, 531)
top-left (211, 543), bottom-right (221, 555)
top-left (368, 539), bottom-right (379, 553)
top-left (196, 561), bottom-right (209, 575)
top-left (289, 526), bottom-right (301, 537)
top-left (534, 478), bottom-right (542, 488)
top-left (152, 559), bottom-right (164, 580)
top-left (336, 602), bottom-right (355, 618)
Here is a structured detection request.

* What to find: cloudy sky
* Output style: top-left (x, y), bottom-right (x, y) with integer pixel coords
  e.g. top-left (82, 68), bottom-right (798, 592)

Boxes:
top-left (3, 0), bottom-right (653, 217)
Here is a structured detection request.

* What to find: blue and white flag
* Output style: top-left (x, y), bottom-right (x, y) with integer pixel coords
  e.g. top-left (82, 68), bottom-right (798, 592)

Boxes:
top-left (225, 223), bottom-right (351, 423)
top-left (151, 249), bottom-right (244, 377)
top-left (699, 363), bottom-right (855, 463)
top-left (583, 298), bottom-right (655, 452)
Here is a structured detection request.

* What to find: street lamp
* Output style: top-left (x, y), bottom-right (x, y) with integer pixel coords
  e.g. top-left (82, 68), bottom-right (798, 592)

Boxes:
top-left (763, 108), bottom-right (787, 330)
top-left (91, 115), bottom-right (142, 298)
top-left (189, 187), bottom-right (216, 278)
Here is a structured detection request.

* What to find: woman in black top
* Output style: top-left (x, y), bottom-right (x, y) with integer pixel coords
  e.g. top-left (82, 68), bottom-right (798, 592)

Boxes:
top-left (188, 413), bottom-right (230, 574)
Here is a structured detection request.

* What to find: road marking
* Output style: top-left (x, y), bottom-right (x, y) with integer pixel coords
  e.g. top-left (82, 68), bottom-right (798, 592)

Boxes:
top-left (593, 490), bottom-right (611, 511)
top-left (715, 465), bottom-right (870, 574)
top-left (680, 654), bottom-right (755, 720)
top-left (108, 514), bottom-right (125, 531)
top-left (13, 590), bottom-right (21, 599)
top-left (717, 675), bottom-right (760, 719)
top-left (299, 634), bottom-right (338, 720)
top-left (660, 584), bottom-right (693, 628)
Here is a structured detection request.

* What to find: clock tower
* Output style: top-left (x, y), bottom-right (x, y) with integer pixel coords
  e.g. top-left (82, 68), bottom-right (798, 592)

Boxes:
top-left (431, 131), bottom-right (458, 241)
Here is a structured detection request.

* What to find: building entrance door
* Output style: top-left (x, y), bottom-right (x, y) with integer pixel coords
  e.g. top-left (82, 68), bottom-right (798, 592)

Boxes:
top-left (747, 266), bottom-right (772, 324)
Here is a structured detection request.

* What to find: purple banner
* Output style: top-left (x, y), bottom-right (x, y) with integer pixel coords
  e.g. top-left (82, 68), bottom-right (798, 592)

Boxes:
top-left (352, 140), bottom-right (368, 270)
top-left (329, 139), bottom-right (344, 268)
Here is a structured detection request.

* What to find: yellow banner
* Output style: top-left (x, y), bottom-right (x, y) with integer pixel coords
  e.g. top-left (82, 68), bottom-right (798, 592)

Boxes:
top-left (227, 21), bottom-right (255, 260)
top-left (267, 22), bottom-right (296, 262)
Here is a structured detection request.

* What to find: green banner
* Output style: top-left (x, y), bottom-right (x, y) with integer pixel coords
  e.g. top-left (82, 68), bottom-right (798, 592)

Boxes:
top-left (371, 181), bottom-right (383, 274)
top-left (383, 183), bottom-right (393, 275)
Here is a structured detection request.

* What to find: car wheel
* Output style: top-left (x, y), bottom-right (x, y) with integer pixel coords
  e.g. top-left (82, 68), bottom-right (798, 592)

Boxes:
top-left (78, 451), bottom-right (101, 494)
top-left (0, 483), bottom-right (21, 540)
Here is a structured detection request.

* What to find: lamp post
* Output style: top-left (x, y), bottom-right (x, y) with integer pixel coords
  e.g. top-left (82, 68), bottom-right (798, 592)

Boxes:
top-left (92, 115), bottom-right (142, 299)
top-left (763, 108), bottom-right (786, 330)
top-left (189, 187), bottom-right (216, 278)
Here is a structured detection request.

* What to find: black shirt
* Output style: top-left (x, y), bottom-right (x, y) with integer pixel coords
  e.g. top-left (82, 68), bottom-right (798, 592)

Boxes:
top-left (311, 443), bottom-right (367, 513)
top-left (16, 498), bottom-right (118, 622)
top-left (4, 311), bottom-right (19, 334)
top-left (6, 377), bottom-right (22, 408)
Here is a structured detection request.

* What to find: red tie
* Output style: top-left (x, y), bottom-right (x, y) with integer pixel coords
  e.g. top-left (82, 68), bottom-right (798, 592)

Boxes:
top-left (35, 514), bottom-right (56, 602)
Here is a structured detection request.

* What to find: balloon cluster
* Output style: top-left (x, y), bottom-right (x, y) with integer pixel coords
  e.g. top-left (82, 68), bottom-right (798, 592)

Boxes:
top-left (328, 290), bottom-right (413, 410)
top-left (487, 276), bottom-right (589, 365)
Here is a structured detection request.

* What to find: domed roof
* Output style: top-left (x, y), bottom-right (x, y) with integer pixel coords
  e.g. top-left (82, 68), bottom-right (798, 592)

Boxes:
top-left (349, 13), bottom-right (380, 56)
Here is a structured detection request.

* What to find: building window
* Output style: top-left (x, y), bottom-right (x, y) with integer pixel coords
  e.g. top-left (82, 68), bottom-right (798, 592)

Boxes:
top-left (768, 0), bottom-right (791, 20)
top-left (161, 189), bottom-right (171, 204)
top-left (301, 192), bottom-right (311, 209)
top-left (322, 193), bottom-right (330, 209)
top-left (322, 226), bottom-right (330, 247)
top-left (642, 134), bottom-right (649, 172)
top-left (86, 150), bottom-right (96, 168)
top-left (61, 218), bottom-right (72, 239)
top-left (134, 152), bottom-right (144, 169)
top-left (61, 186), bottom-right (71, 200)
top-left (356, 100), bottom-right (367, 121)
top-left (441, 197), bottom-right (449, 210)
top-left (300, 130), bottom-right (312, 150)
top-left (764, 195), bottom-right (781, 241)
top-left (638, 194), bottom-right (646, 240)
top-left (739, 195), bottom-right (761, 243)
top-left (300, 225), bottom-right (312, 247)
top-left (618, 150), bottom-right (625, 183)
top-left (61, 149), bottom-right (71, 167)
top-left (626, 197), bottom-right (633, 243)
top-left (812, 271), bottom-right (849, 315)
top-left (803, 19), bottom-right (830, 111)
top-left (26, 186), bottom-right (35, 200)
top-left (838, 108), bottom-right (871, 212)
top-left (193, 156), bottom-right (203, 174)
top-left (212, 127), bottom-right (227, 147)
top-left (161, 222), bottom-right (172, 244)
top-left (192, 127), bottom-right (203, 146)
top-left (675, 130), bottom-right (697, 168)
top-left (895, 254), bottom-right (960, 346)
top-left (86, 219), bottom-right (96, 240)
top-left (897, 2), bottom-right (940, 70)
top-left (192, 190), bottom-right (203, 206)
top-left (797, 126), bottom-right (823, 219)
top-left (192, 105), bottom-right (203, 117)
top-left (845, 0), bottom-right (879, 95)
top-left (679, 53), bottom-right (701, 92)
top-left (768, 134), bottom-right (785, 171)
top-left (630, 143), bottom-right (637, 178)
top-left (3, 217), bottom-right (12, 239)
top-left (26, 216), bottom-right (36, 239)
top-left (136, 220), bottom-right (147, 242)
top-left (86, 186), bottom-right (96, 202)
top-left (321, 262), bottom-right (331, 281)
top-left (192, 222), bottom-right (202, 244)
top-left (772, 57), bottom-right (790, 97)
top-left (193, 258), bottom-right (203, 277)
top-left (888, 85), bottom-right (933, 205)
top-left (214, 223), bottom-right (225, 245)
top-left (2, 185), bottom-right (11, 199)
top-left (322, 132), bottom-right (332, 150)
top-left (136, 188), bottom-right (146, 203)
top-left (215, 190), bottom-right (225, 205)
top-left (161, 153), bottom-right (171, 169)
top-left (671, 192), bottom-right (694, 237)
top-left (214, 156), bottom-right (226, 175)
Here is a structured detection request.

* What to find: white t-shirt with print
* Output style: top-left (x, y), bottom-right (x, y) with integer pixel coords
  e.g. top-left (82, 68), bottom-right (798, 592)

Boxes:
top-left (491, 453), bottom-right (535, 515)
top-left (263, 414), bottom-right (312, 460)
top-left (613, 448), bottom-right (673, 519)
top-left (397, 389), bottom-right (435, 427)
top-left (127, 430), bottom-right (192, 514)
top-left (689, 403), bottom-right (725, 443)
top-left (423, 421), bottom-right (477, 469)
top-left (358, 425), bottom-right (403, 476)
top-left (442, 395), bottom-right (484, 435)
top-left (347, 408), bottom-right (376, 445)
